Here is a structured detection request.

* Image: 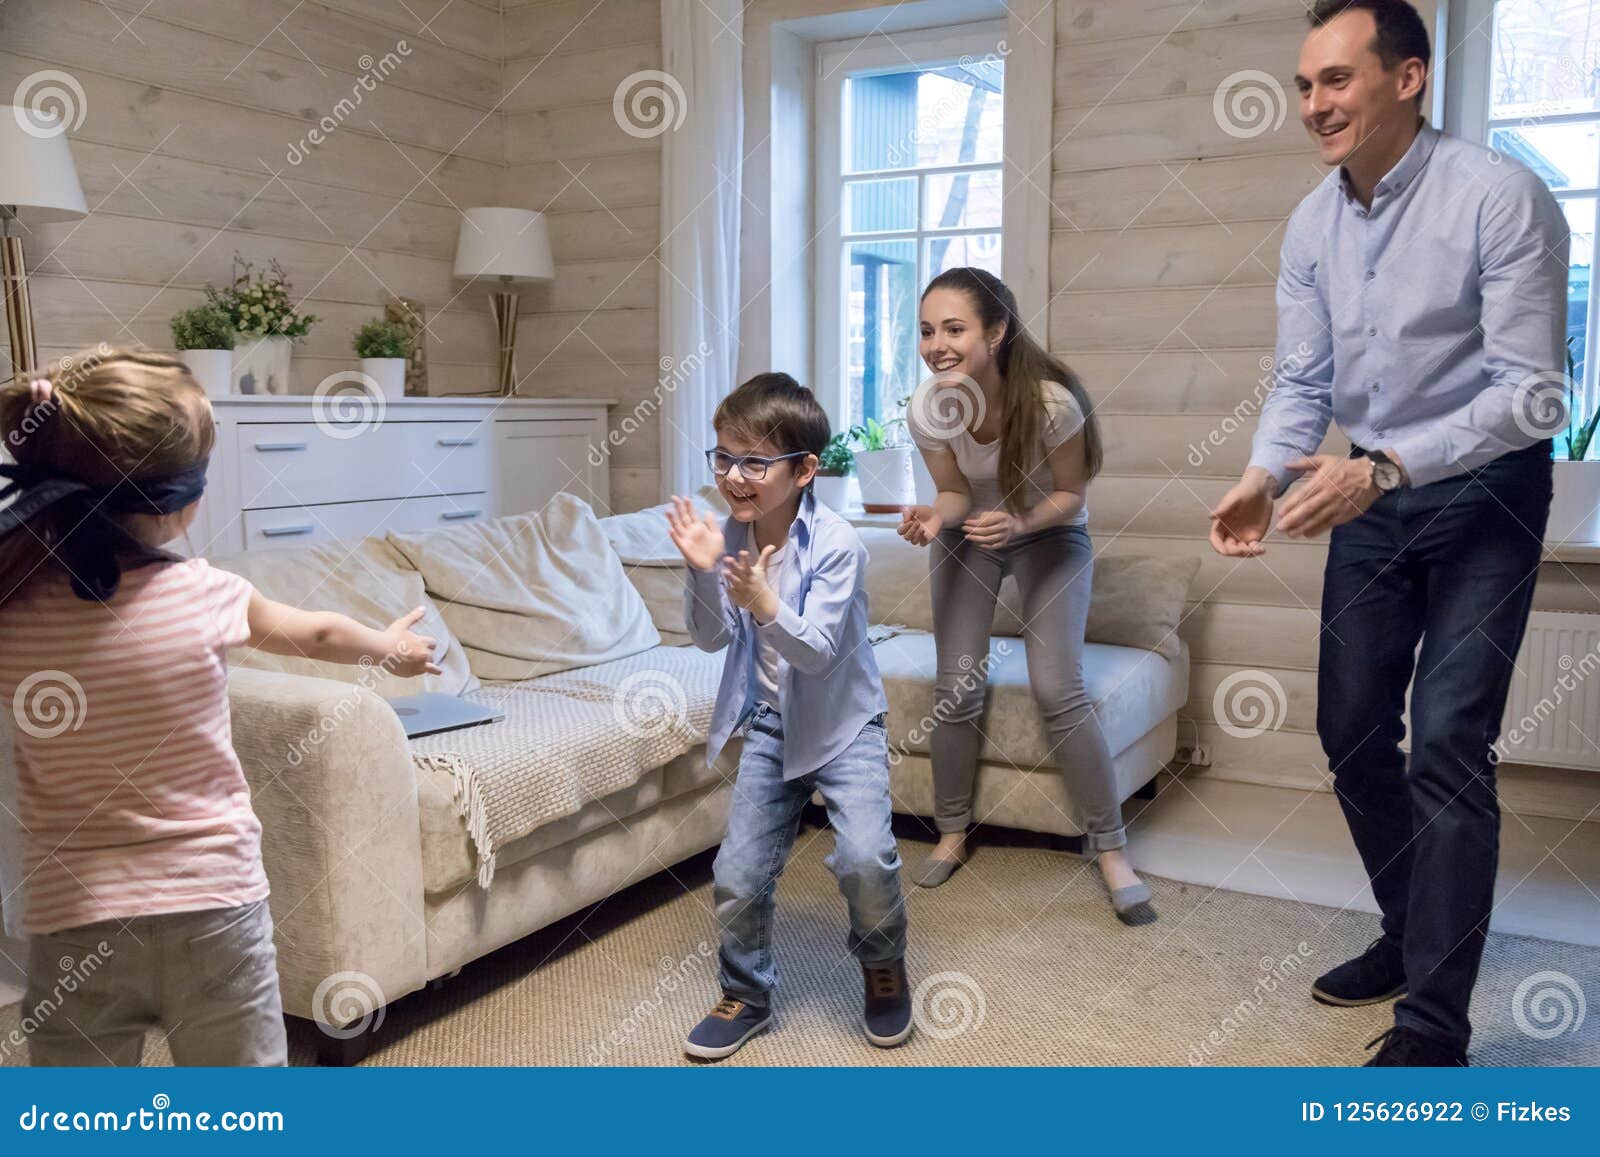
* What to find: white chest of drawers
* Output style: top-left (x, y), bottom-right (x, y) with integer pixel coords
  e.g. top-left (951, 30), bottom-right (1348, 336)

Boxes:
top-left (195, 396), bottom-right (613, 556)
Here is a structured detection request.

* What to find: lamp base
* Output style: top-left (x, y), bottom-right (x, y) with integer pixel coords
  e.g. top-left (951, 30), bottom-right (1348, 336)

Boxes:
top-left (2, 233), bottom-right (37, 385)
top-left (490, 289), bottom-right (519, 396)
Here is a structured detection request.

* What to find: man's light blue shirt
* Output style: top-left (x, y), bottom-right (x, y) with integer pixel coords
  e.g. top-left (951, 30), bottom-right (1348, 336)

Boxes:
top-left (684, 491), bottom-right (888, 780)
top-left (1249, 122), bottom-right (1570, 492)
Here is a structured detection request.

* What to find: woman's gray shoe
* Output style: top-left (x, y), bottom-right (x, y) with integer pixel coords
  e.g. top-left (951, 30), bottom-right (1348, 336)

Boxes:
top-left (910, 851), bottom-right (965, 888)
top-left (1109, 881), bottom-right (1157, 926)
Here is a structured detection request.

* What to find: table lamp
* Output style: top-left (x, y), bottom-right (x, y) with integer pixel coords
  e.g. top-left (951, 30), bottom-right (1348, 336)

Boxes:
top-left (0, 106), bottom-right (88, 384)
top-left (452, 207), bottom-right (555, 395)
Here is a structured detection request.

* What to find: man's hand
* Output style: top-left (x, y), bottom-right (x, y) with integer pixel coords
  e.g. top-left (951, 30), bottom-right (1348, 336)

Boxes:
top-left (1276, 454), bottom-right (1382, 538)
top-left (898, 504), bottom-right (943, 547)
top-left (962, 509), bottom-right (1019, 549)
top-left (665, 495), bottom-right (725, 572)
top-left (722, 547), bottom-right (781, 623)
top-left (381, 606), bottom-right (443, 678)
top-left (1209, 468), bottom-right (1277, 557)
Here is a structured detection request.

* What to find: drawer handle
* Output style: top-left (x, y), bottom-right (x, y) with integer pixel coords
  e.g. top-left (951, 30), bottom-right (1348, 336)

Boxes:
top-left (261, 524), bottom-right (315, 538)
top-left (440, 509), bottom-right (483, 521)
top-left (253, 440), bottom-right (308, 452)
top-left (436, 437), bottom-right (478, 448)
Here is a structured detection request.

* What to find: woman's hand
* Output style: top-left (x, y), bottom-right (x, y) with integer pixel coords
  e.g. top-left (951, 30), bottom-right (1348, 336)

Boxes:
top-left (665, 495), bottom-right (725, 571)
top-left (381, 606), bottom-right (443, 677)
top-left (722, 547), bottom-right (780, 622)
top-left (962, 509), bottom-right (1019, 549)
top-left (898, 505), bottom-right (943, 547)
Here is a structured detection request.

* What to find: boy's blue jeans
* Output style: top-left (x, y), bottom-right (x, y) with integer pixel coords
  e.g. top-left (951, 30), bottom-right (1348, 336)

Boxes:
top-left (712, 704), bottom-right (907, 1007)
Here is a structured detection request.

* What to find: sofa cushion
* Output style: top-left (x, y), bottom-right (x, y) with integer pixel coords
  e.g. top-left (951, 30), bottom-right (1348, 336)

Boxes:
top-left (599, 492), bottom-right (727, 646)
top-left (388, 493), bottom-right (660, 681)
top-left (859, 528), bottom-right (1199, 658)
top-left (214, 537), bottom-right (478, 697)
top-left (872, 631), bottom-right (1189, 769)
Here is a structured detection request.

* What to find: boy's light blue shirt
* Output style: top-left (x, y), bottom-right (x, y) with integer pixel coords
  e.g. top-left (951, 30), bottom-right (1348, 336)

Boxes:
top-left (684, 490), bottom-right (888, 780)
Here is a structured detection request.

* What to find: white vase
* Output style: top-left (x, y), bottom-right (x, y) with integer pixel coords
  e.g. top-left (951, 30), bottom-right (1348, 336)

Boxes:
top-left (811, 473), bottom-right (859, 512)
top-left (912, 451), bottom-right (936, 505)
top-left (360, 357), bottom-right (407, 401)
top-left (1548, 459), bottom-right (1600, 544)
top-left (853, 446), bottom-right (914, 512)
top-left (178, 348), bottom-right (233, 400)
top-left (233, 334), bottom-right (294, 396)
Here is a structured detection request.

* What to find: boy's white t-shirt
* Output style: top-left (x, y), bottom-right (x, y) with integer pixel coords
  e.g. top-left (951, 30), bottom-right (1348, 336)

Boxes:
top-left (753, 544), bottom-right (786, 707)
top-left (906, 378), bottom-right (1090, 523)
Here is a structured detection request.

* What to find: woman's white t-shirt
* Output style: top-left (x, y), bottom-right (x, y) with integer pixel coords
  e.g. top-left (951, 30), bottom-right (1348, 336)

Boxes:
top-left (905, 378), bottom-right (1090, 523)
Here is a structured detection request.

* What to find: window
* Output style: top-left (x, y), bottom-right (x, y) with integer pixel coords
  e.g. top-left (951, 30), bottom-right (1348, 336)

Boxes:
top-left (815, 22), bottom-right (1006, 433)
top-left (1450, 0), bottom-right (1600, 453)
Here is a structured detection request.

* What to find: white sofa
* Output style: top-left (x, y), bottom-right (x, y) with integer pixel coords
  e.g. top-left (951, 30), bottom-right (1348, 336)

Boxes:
top-left (6, 498), bottom-right (1189, 1064)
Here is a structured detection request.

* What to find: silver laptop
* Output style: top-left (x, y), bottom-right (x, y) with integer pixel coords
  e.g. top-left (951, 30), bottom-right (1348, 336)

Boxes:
top-left (386, 692), bottom-right (504, 739)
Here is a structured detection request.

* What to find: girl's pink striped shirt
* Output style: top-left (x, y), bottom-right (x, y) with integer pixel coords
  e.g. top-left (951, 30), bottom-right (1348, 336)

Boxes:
top-left (0, 558), bottom-right (268, 935)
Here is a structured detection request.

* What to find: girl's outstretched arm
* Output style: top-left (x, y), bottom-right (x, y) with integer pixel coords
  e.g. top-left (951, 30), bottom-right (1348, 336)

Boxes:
top-left (244, 593), bottom-right (442, 677)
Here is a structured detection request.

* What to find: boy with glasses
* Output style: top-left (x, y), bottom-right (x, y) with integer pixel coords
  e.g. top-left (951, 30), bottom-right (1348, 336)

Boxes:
top-left (666, 372), bottom-right (912, 1059)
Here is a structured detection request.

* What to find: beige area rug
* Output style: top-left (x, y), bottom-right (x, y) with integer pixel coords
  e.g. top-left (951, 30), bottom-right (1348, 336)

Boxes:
top-left (3, 832), bottom-right (1596, 1067)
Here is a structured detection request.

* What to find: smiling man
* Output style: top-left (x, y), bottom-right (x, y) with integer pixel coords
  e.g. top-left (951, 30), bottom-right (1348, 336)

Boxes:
top-left (1208, 0), bottom-right (1570, 1066)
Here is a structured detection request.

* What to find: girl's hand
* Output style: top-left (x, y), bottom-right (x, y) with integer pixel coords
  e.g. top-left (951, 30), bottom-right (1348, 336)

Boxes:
top-left (665, 495), bottom-right (725, 572)
top-left (898, 505), bottom-right (942, 547)
top-left (962, 510), bottom-right (1019, 549)
top-left (381, 606), bottom-right (443, 677)
top-left (722, 547), bottom-right (780, 622)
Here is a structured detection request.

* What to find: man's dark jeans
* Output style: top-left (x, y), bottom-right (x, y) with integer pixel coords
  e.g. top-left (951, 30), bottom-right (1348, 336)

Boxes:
top-left (1318, 440), bottom-right (1552, 1050)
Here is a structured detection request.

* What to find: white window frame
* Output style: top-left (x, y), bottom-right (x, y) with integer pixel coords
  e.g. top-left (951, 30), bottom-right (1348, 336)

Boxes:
top-left (812, 20), bottom-right (1008, 433)
top-left (1445, 0), bottom-right (1600, 446)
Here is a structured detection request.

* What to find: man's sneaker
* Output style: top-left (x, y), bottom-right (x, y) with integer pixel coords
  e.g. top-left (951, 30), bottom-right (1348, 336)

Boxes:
top-left (1363, 1026), bottom-right (1469, 1066)
top-left (862, 960), bottom-right (913, 1048)
top-left (684, 996), bottom-right (772, 1061)
top-left (1312, 936), bottom-right (1407, 1006)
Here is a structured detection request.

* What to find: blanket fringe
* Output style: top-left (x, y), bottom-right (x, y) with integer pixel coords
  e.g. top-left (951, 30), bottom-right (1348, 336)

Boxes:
top-left (414, 752), bottom-right (499, 889)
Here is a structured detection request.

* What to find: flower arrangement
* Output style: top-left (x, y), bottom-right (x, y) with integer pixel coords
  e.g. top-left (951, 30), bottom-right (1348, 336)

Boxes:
top-left (817, 431), bottom-right (855, 476)
top-left (207, 255), bottom-right (318, 339)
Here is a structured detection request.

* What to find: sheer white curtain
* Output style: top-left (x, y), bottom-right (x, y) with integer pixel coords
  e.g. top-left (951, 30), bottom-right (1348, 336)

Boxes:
top-left (658, 0), bottom-right (743, 501)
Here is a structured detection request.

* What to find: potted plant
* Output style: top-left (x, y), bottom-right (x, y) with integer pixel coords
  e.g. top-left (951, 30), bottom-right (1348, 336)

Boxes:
top-left (353, 319), bottom-right (412, 401)
top-left (850, 417), bottom-right (915, 513)
top-left (1549, 338), bottom-right (1600, 545)
top-left (170, 302), bottom-right (235, 399)
top-left (209, 256), bottom-right (318, 395)
top-left (810, 431), bottom-right (858, 510)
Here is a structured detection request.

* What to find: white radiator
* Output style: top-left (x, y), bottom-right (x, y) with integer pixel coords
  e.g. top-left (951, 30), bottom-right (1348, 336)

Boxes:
top-left (1494, 611), bottom-right (1600, 771)
top-left (1400, 611), bottom-right (1600, 771)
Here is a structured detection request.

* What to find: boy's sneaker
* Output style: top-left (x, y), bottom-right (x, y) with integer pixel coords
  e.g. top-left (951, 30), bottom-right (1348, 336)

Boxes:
top-left (1312, 935), bottom-right (1407, 1006)
top-left (862, 960), bottom-right (913, 1048)
top-left (684, 996), bottom-right (772, 1061)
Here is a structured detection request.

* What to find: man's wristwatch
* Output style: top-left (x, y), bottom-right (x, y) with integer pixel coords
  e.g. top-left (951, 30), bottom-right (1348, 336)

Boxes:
top-left (1366, 449), bottom-right (1404, 493)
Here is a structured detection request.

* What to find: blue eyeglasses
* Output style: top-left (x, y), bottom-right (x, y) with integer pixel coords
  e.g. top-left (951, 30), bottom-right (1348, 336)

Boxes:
top-left (705, 449), bottom-right (809, 481)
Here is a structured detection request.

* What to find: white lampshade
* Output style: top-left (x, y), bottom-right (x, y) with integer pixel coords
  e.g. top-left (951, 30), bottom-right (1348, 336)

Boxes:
top-left (452, 207), bottom-right (554, 282)
top-left (0, 107), bottom-right (87, 222)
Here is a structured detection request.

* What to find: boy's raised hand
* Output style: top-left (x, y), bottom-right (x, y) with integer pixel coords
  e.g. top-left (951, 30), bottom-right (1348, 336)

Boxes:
top-left (722, 546), bottom-right (780, 623)
top-left (382, 606), bottom-right (443, 678)
top-left (665, 495), bottom-right (725, 571)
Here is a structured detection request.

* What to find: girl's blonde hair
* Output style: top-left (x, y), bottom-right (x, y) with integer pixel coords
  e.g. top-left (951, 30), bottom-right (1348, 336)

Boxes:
top-left (0, 346), bottom-right (214, 605)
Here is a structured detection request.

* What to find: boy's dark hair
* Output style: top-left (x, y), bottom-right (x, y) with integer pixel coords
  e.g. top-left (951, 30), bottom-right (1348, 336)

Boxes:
top-left (1308, 0), bottom-right (1431, 107)
top-left (712, 372), bottom-right (831, 461)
